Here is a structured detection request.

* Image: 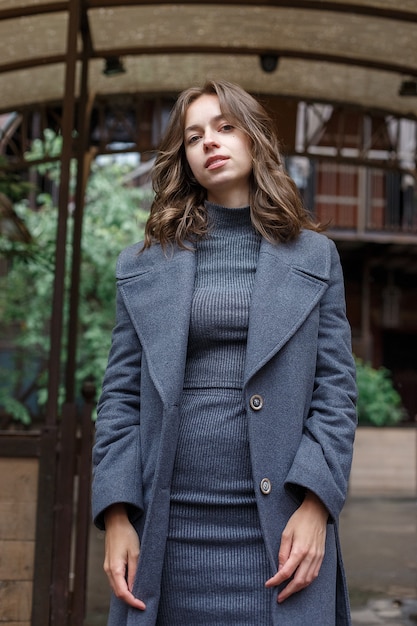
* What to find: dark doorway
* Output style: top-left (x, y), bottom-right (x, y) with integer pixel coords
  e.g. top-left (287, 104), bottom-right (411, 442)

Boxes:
top-left (383, 331), bottom-right (417, 423)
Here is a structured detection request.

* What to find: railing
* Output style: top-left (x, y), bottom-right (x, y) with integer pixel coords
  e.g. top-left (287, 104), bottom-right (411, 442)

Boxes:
top-left (307, 162), bottom-right (417, 241)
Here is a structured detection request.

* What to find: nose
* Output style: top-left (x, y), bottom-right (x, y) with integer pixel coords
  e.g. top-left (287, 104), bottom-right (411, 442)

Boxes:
top-left (203, 131), bottom-right (219, 151)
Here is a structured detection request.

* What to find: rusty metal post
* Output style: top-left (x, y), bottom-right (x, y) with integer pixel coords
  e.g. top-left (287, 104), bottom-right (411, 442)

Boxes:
top-left (45, 0), bottom-right (80, 427)
top-left (65, 7), bottom-right (94, 404)
top-left (70, 380), bottom-right (96, 626)
top-left (51, 403), bottom-right (78, 626)
top-left (64, 11), bottom-right (97, 623)
top-left (41, 0), bottom-right (81, 624)
top-left (30, 428), bottom-right (58, 626)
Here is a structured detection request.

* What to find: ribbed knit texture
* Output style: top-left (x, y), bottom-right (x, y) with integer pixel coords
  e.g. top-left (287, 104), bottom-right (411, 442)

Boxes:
top-left (156, 203), bottom-right (272, 625)
top-left (183, 202), bottom-right (261, 389)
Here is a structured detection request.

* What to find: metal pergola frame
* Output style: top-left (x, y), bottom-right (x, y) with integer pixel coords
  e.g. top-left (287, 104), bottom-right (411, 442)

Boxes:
top-left (0, 2), bottom-right (416, 623)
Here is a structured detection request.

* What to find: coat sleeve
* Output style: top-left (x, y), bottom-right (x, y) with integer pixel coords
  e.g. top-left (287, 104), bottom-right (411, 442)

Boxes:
top-left (284, 239), bottom-right (357, 521)
top-left (92, 284), bottom-right (144, 530)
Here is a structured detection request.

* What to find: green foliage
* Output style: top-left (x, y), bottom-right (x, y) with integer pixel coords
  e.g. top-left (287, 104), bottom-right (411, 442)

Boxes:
top-left (0, 392), bottom-right (31, 426)
top-left (75, 161), bottom-right (150, 392)
top-left (355, 358), bottom-right (406, 427)
top-left (0, 157), bottom-right (33, 202)
top-left (25, 129), bottom-right (64, 182)
top-left (0, 155), bottom-right (151, 425)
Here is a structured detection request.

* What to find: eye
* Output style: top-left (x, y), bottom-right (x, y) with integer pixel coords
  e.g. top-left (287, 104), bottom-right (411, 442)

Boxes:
top-left (186, 134), bottom-right (200, 145)
top-left (220, 124), bottom-right (234, 132)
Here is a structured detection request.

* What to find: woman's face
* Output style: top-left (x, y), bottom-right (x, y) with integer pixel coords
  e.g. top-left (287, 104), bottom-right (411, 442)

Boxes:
top-left (183, 94), bottom-right (253, 207)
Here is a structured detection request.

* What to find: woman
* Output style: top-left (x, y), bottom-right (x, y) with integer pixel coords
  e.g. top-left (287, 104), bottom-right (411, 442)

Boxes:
top-left (92, 80), bottom-right (357, 625)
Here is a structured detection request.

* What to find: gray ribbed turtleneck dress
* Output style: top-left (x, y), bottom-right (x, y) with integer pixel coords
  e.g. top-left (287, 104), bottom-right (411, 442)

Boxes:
top-left (156, 202), bottom-right (273, 625)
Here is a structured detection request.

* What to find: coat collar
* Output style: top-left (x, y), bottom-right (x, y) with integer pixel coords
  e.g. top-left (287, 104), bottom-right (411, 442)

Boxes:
top-left (118, 232), bottom-right (331, 403)
top-left (244, 234), bottom-right (330, 383)
top-left (118, 243), bottom-right (196, 406)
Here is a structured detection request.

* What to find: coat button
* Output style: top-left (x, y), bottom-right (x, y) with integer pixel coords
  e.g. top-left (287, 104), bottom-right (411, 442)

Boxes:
top-left (249, 394), bottom-right (263, 411)
top-left (260, 478), bottom-right (272, 494)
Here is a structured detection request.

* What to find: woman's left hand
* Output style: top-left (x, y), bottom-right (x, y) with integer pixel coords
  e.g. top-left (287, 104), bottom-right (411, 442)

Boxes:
top-left (265, 491), bottom-right (328, 603)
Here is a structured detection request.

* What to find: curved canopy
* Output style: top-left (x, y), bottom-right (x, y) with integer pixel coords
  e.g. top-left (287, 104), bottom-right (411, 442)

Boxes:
top-left (0, 0), bottom-right (416, 119)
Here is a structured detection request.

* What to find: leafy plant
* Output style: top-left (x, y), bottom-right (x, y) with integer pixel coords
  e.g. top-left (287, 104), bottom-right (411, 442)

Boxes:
top-left (0, 157), bottom-right (33, 202)
top-left (355, 357), bottom-right (405, 426)
top-left (0, 153), bottom-right (151, 426)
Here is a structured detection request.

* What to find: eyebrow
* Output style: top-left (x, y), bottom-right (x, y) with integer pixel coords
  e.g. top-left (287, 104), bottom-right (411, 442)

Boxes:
top-left (184, 114), bottom-right (226, 134)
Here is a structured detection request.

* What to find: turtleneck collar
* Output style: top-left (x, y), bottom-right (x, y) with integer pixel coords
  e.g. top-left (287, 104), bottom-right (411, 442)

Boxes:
top-left (204, 200), bottom-right (253, 232)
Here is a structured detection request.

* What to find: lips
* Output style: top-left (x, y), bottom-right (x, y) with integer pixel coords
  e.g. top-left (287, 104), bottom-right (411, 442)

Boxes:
top-left (205, 155), bottom-right (229, 170)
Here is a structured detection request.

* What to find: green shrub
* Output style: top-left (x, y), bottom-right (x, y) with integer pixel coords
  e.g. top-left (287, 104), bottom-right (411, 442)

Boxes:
top-left (355, 358), bottom-right (406, 426)
top-left (0, 156), bottom-right (150, 426)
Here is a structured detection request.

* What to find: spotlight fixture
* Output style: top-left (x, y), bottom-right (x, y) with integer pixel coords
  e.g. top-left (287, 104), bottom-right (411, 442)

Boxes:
top-left (398, 78), bottom-right (417, 96)
top-left (103, 56), bottom-right (126, 77)
top-left (259, 54), bottom-right (279, 73)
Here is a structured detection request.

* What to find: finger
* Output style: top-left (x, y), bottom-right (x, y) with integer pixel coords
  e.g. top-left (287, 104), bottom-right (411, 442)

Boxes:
top-left (115, 589), bottom-right (146, 611)
top-left (278, 530), bottom-right (292, 570)
top-left (277, 579), bottom-right (301, 603)
top-left (265, 536), bottom-right (322, 589)
top-left (113, 584), bottom-right (146, 610)
top-left (265, 528), bottom-right (294, 587)
top-left (265, 553), bottom-right (300, 588)
top-left (104, 557), bottom-right (146, 611)
top-left (277, 571), bottom-right (312, 603)
top-left (126, 552), bottom-right (139, 593)
top-left (109, 569), bottom-right (146, 610)
top-left (276, 554), bottom-right (321, 603)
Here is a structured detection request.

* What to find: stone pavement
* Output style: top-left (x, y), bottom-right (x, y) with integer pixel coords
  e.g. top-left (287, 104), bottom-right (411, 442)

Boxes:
top-left (351, 598), bottom-right (417, 626)
top-left (341, 498), bottom-right (417, 626)
top-left (86, 497), bottom-right (417, 625)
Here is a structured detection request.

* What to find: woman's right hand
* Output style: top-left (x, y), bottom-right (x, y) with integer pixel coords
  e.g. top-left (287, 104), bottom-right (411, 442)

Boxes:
top-left (103, 503), bottom-right (146, 610)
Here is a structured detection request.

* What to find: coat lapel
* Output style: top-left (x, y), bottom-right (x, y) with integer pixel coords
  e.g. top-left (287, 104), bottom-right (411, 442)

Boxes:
top-left (244, 235), bottom-right (330, 383)
top-left (118, 245), bottom-right (196, 406)
top-left (118, 232), bottom-right (331, 401)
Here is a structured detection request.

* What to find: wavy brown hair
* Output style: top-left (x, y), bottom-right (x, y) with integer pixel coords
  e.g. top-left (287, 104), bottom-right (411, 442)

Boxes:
top-left (143, 80), bottom-right (320, 249)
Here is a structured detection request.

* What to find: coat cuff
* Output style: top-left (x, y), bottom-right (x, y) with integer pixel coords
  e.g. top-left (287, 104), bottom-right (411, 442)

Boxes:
top-left (284, 435), bottom-right (347, 521)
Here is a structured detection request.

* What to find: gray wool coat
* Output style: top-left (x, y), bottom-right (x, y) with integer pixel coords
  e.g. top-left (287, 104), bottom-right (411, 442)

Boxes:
top-left (92, 228), bottom-right (357, 626)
